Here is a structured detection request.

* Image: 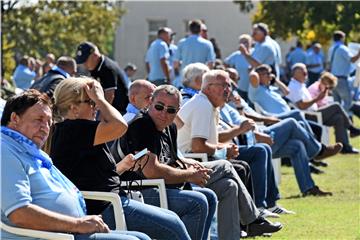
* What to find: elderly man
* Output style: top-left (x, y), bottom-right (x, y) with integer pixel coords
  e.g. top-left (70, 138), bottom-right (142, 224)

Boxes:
top-left (178, 68), bottom-right (292, 217)
top-left (287, 63), bottom-right (360, 153)
top-left (0, 90), bottom-right (150, 240)
top-left (328, 30), bottom-right (360, 113)
top-left (145, 27), bottom-right (172, 86)
top-left (174, 19), bottom-right (216, 72)
top-left (30, 56), bottom-right (76, 98)
top-left (75, 41), bottom-right (129, 114)
top-left (114, 85), bottom-right (282, 240)
top-left (122, 79), bottom-right (156, 123)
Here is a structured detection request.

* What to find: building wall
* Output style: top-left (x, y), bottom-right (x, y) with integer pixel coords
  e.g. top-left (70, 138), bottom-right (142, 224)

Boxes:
top-left (115, 1), bottom-right (294, 79)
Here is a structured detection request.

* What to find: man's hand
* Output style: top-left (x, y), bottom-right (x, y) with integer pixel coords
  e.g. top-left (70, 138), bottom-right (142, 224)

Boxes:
top-left (239, 119), bottom-right (256, 132)
top-left (255, 132), bottom-right (274, 146)
top-left (264, 116), bottom-right (280, 125)
top-left (75, 215), bottom-right (110, 234)
top-left (226, 143), bottom-right (239, 159)
top-left (186, 165), bottom-right (211, 187)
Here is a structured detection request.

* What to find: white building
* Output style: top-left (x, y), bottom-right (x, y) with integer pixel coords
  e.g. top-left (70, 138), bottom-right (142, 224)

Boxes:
top-left (114, 1), bottom-right (294, 79)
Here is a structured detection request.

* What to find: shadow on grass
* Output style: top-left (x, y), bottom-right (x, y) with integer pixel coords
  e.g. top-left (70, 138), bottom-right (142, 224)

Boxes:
top-left (283, 194), bottom-right (303, 199)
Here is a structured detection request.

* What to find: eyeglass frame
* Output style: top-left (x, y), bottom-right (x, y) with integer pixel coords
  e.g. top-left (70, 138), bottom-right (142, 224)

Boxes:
top-left (153, 103), bottom-right (179, 114)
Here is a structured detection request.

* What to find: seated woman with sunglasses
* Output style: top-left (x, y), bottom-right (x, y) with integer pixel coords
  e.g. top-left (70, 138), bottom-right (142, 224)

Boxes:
top-left (50, 77), bottom-right (192, 239)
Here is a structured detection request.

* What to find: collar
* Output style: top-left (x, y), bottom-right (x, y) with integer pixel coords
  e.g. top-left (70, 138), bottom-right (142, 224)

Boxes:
top-left (182, 87), bottom-right (199, 97)
top-left (290, 78), bottom-right (305, 87)
top-left (95, 55), bottom-right (105, 72)
top-left (51, 65), bottom-right (70, 78)
top-left (126, 103), bottom-right (140, 114)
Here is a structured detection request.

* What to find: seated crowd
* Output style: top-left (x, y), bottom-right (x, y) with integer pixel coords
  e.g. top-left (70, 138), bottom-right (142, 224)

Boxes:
top-left (2, 20), bottom-right (360, 240)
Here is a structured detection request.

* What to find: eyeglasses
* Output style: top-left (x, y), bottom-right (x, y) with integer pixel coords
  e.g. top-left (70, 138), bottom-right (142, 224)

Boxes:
top-left (209, 83), bottom-right (232, 90)
top-left (78, 99), bottom-right (96, 107)
top-left (154, 104), bottom-right (178, 114)
top-left (259, 72), bottom-right (271, 76)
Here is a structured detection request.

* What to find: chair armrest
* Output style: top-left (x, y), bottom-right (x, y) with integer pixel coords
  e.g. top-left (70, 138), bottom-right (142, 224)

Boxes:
top-left (121, 179), bottom-right (169, 209)
top-left (81, 191), bottom-right (127, 230)
top-left (0, 221), bottom-right (74, 240)
top-left (183, 153), bottom-right (208, 162)
top-left (303, 110), bottom-right (323, 124)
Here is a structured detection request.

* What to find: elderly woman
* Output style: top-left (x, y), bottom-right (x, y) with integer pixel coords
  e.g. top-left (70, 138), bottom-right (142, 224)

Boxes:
top-left (1, 89), bottom-right (150, 240)
top-left (50, 77), bottom-right (191, 240)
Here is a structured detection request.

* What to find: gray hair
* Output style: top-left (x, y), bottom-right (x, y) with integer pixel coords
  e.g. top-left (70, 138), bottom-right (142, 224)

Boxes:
top-left (201, 69), bottom-right (229, 91)
top-left (182, 63), bottom-right (209, 87)
top-left (152, 84), bottom-right (182, 106)
top-left (291, 62), bottom-right (307, 76)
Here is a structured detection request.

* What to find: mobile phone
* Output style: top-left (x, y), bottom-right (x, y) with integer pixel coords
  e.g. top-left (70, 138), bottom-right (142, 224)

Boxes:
top-left (133, 148), bottom-right (148, 161)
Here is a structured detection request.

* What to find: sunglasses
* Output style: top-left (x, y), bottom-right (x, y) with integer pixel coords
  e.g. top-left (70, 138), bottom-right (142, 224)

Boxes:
top-left (78, 99), bottom-right (96, 107)
top-left (154, 104), bottom-right (178, 114)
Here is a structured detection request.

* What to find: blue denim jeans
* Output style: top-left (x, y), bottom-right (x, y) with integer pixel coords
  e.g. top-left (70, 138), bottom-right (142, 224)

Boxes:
top-left (263, 118), bottom-right (317, 193)
top-left (275, 109), bottom-right (314, 135)
top-left (141, 187), bottom-right (210, 240)
top-left (236, 143), bottom-right (280, 208)
top-left (102, 196), bottom-right (191, 240)
top-left (75, 230), bottom-right (151, 240)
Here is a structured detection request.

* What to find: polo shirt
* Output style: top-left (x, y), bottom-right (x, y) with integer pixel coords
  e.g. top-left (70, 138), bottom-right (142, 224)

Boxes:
top-left (145, 38), bottom-right (170, 81)
top-left (306, 51), bottom-right (324, 73)
top-left (287, 79), bottom-right (318, 111)
top-left (90, 55), bottom-right (129, 113)
top-left (175, 34), bottom-right (216, 70)
top-left (224, 51), bottom-right (251, 92)
top-left (12, 64), bottom-right (36, 90)
top-left (177, 92), bottom-right (219, 153)
top-left (330, 43), bottom-right (353, 77)
top-left (287, 47), bottom-right (307, 67)
top-left (252, 40), bottom-right (276, 66)
top-left (249, 84), bottom-right (291, 114)
top-left (1, 132), bottom-right (85, 239)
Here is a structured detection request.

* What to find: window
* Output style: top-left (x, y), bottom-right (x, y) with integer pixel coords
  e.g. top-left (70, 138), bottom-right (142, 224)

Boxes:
top-left (147, 19), bottom-right (167, 46)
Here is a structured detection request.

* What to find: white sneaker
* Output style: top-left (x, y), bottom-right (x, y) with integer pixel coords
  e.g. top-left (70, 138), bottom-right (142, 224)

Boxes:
top-left (258, 207), bottom-right (280, 218)
top-left (268, 205), bottom-right (296, 215)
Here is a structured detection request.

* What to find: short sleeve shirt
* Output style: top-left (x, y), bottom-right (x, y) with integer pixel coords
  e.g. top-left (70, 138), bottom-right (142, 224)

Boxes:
top-left (1, 132), bottom-right (85, 239)
top-left (224, 51), bottom-right (251, 92)
top-left (51, 119), bottom-right (122, 214)
top-left (177, 92), bottom-right (219, 153)
top-left (145, 38), bottom-right (170, 81)
top-left (287, 79), bottom-right (318, 111)
top-left (331, 44), bottom-right (352, 76)
top-left (252, 41), bottom-right (276, 66)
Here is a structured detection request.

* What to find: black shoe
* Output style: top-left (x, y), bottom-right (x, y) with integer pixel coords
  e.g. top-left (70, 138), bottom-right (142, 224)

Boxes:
top-left (315, 143), bottom-right (343, 160)
top-left (349, 126), bottom-right (360, 138)
top-left (303, 186), bottom-right (332, 197)
top-left (341, 145), bottom-right (360, 154)
top-left (310, 159), bottom-right (328, 167)
top-left (247, 217), bottom-right (283, 237)
top-left (309, 163), bottom-right (325, 174)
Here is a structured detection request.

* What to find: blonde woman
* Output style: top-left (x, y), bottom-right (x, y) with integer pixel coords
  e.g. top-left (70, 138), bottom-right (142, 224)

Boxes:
top-left (51, 77), bottom-right (191, 240)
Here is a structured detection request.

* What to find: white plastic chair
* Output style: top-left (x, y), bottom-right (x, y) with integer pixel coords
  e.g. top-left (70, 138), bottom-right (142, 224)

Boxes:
top-left (121, 179), bottom-right (169, 209)
top-left (1, 191), bottom-right (126, 240)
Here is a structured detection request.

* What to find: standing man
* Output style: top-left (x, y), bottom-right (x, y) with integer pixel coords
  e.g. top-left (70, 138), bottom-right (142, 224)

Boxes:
top-left (286, 41), bottom-right (307, 69)
top-left (328, 30), bottom-right (360, 114)
top-left (251, 23), bottom-right (277, 76)
top-left (306, 43), bottom-right (324, 86)
top-left (75, 41), bottom-right (129, 114)
top-left (12, 55), bottom-right (36, 90)
top-left (174, 19), bottom-right (216, 73)
top-left (30, 56), bottom-right (77, 98)
top-left (145, 27), bottom-right (172, 86)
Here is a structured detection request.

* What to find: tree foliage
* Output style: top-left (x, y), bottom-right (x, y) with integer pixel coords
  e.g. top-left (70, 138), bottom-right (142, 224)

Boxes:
top-left (1, 0), bottom-right (124, 80)
top-left (234, 1), bottom-right (360, 46)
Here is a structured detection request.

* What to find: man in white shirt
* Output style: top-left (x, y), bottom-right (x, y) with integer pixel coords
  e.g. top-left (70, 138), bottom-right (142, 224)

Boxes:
top-left (287, 63), bottom-right (359, 154)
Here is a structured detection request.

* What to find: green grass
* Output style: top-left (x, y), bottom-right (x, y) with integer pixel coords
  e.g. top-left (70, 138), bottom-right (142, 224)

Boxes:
top-left (258, 120), bottom-right (360, 240)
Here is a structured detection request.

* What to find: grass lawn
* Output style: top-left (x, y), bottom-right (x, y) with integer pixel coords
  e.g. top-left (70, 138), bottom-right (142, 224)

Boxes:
top-left (258, 119), bottom-right (360, 240)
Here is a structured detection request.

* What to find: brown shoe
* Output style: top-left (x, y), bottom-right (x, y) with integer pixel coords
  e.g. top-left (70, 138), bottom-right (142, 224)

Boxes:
top-left (303, 186), bottom-right (333, 197)
top-left (315, 143), bottom-right (343, 160)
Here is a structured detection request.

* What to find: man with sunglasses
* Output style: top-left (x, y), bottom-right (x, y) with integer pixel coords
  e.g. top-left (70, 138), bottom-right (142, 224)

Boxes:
top-left (287, 63), bottom-right (360, 154)
top-left (113, 84), bottom-right (282, 239)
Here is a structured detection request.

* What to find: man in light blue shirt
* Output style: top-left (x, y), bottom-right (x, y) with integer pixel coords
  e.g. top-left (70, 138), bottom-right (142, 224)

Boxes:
top-left (287, 41), bottom-right (307, 68)
top-left (251, 23), bottom-right (277, 76)
top-left (174, 19), bottom-right (216, 73)
top-left (1, 90), bottom-right (149, 240)
top-left (306, 43), bottom-right (324, 86)
top-left (145, 27), bottom-right (172, 86)
top-left (12, 56), bottom-right (36, 90)
top-left (329, 30), bottom-right (360, 113)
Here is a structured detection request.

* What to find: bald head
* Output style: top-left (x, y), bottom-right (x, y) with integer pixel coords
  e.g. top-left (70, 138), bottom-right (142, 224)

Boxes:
top-left (129, 79), bottom-right (156, 110)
